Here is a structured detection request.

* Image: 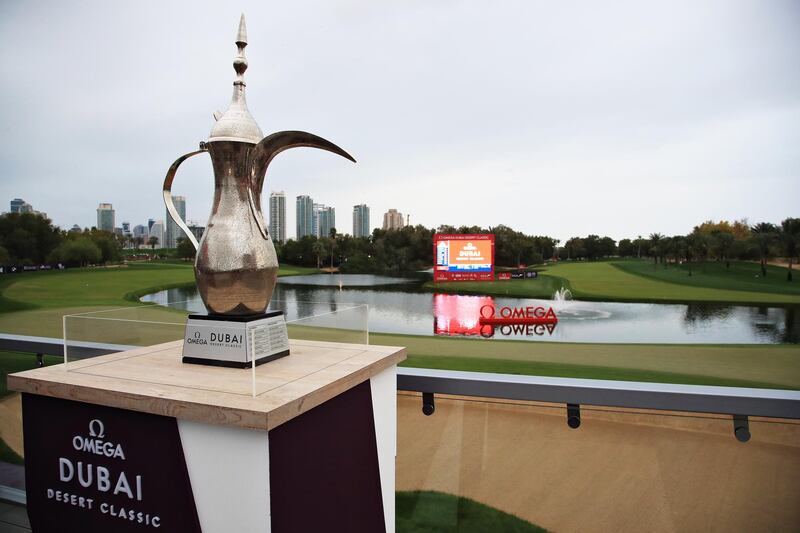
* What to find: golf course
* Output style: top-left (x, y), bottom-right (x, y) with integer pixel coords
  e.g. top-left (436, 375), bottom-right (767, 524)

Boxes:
top-left (0, 260), bottom-right (798, 392)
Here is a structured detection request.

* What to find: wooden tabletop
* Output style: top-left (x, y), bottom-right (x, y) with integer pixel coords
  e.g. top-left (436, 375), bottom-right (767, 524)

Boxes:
top-left (8, 339), bottom-right (406, 431)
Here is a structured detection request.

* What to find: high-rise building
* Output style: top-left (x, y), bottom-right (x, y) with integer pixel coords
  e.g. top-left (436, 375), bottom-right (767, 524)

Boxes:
top-left (10, 198), bottom-right (33, 214)
top-left (352, 204), bottom-right (370, 238)
top-left (296, 195), bottom-right (314, 239)
top-left (148, 220), bottom-right (165, 248)
top-left (188, 223), bottom-right (205, 243)
top-left (318, 206), bottom-right (335, 238)
top-left (269, 191), bottom-right (286, 244)
top-left (165, 196), bottom-right (186, 248)
top-left (312, 203), bottom-right (322, 237)
top-left (96, 203), bottom-right (115, 233)
top-left (133, 224), bottom-right (149, 238)
top-left (382, 209), bottom-right (405, 230)
top-left (147, 218), bottom-right (156, 232)
top-left (122, 222), bottom-right (132, 237)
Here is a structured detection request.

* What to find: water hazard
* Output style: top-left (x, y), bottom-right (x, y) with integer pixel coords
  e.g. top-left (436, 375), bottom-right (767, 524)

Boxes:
top-left (140, 274), bottom-right (799, 344)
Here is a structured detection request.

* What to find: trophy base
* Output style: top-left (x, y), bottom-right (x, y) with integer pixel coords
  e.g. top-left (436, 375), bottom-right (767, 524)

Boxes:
top-left (182, 310), bottom-right (290, 369)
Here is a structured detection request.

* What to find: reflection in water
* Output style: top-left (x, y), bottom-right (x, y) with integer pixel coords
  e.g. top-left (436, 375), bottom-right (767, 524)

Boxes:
top-left (433, 294), bottom-right (494, 336)
top-left (683, 303), bottom-right (733, 324)
top-left (142, 283), bottom-right (800, 345)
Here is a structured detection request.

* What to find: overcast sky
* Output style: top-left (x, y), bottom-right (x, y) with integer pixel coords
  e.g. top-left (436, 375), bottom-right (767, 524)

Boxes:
top-left (0, 0), bottom-right (797, 243)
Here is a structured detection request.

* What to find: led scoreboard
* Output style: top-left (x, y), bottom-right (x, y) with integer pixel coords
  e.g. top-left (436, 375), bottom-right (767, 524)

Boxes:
top-left (433, 234), bottom-right (495, 282)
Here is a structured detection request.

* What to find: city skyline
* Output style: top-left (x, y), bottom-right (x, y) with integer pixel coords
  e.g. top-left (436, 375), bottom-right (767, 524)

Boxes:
top-left (1, 2), bottom-right (796, 244)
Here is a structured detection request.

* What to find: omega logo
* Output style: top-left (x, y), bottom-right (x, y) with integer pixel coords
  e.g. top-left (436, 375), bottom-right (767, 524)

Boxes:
top-left (88, 419), bottom-right (105, 438)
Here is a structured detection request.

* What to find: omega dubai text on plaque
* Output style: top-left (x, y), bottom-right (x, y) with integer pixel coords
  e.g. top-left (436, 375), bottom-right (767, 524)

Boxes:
top-left (183, 312), bottom-right (290, 368)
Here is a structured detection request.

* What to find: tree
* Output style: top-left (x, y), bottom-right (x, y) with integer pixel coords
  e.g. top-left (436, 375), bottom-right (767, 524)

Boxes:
top-left (781, 218), bottom-right (800, 282)
top-left (711, 231), bottom-right (735, 268)
top-left (148, 236), bottom-right (159, 250)
top-left (133, 236), bottom-right (144, 250)
top-left (649, 233), bottom-right (664, 265)
top-left (176, 238), bottom-right (196, 259)
top-left (311, 240), bottom-right (326, 269)
top-left (50, 238), bottom-right (101, 267)
top-left (0, 245), bottom-right (9, 264)
top-left (751, 222), bottom-right (778, 277)
top-left (0, 212), bottom-right (62, 264)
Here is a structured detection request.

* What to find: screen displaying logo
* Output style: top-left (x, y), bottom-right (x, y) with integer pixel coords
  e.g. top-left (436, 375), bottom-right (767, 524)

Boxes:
top-left (433, 234), bottom-right (495, 281)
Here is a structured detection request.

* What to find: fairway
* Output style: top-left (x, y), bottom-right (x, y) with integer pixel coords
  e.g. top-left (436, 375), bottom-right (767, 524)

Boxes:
top-left (429, 260), bottom-right (800, 305)
top-left (0, 262), bottom-right (316, 340)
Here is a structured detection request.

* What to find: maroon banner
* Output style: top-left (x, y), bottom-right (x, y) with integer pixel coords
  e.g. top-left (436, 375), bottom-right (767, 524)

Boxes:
top-left (22, 394), bottom-right (201, 533)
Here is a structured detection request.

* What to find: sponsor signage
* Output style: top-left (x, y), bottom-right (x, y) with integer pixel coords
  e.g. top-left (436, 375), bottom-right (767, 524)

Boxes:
top-left (433, 234), bottom-right (495, 282)
top-left (22, 394), bottom-right (201, 532)
top-left (0, 264), bottom-right (65, 274)
top-left (478, 304), bottom-right (558, 338)
top-left (498, 270), bottom-right (537, 280)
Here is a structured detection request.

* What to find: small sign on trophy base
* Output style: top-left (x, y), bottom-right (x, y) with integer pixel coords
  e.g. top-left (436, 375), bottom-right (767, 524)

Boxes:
top-left (182, 311), bottom-right (290, 368)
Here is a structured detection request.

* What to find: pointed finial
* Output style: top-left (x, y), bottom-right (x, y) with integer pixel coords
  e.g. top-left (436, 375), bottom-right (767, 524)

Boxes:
top-left (208, 14), bottom-right (263, 143)
top-left (236, 13), bottom-right (247, 44)
top-left (233, 13), bottom-right (248, 84)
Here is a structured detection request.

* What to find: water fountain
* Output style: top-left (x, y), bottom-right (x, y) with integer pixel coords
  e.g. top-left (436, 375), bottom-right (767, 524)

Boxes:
top-left (552, 287), bottom-right (573, 302)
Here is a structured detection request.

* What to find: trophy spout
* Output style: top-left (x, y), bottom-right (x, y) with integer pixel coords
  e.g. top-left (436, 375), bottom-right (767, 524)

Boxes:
top-left (252, 131), bottom-right (356, 196)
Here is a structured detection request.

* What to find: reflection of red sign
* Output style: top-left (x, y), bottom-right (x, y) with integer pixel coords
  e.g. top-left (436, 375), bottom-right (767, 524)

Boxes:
top-left (478, 305), bottom-right (558, 338)
top-left (433, 294), bottom-right (494, 336)
top-left (497, 272), bottom-right (511, 280)
top-left (434, 234), bottom-right (495, 282)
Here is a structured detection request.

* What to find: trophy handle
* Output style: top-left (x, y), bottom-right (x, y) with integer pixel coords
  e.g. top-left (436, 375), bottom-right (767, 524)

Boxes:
top-left (162, 143), bottom-right (209, 250)
top-left (247, 185), bottom-right (268, 240)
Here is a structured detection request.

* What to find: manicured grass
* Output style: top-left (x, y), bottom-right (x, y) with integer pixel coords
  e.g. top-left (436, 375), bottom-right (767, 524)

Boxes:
top-left (427, 260), bottom-right (800, 305)
top-left (0, 262), bottom-right (318, 338)
top-left (402, 355), bottom-right (795, 390)
top-left (614, 260), bottom-right (800, 297)
top-left (396, 491), bottom-right (547, 533)
top-left (371, 333), bottom-right (800, 390)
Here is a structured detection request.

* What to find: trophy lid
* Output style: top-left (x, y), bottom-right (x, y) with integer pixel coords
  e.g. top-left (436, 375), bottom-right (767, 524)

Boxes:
top-left (208, 14), bottom-right (264, 144)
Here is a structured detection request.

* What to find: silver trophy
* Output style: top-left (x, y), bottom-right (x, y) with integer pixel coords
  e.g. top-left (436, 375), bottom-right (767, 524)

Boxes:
top-left (163, 15), bottom-right (355, 367)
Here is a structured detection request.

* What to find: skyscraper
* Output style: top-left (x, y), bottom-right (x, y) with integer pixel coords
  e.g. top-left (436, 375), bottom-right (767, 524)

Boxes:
top-left (149, 221), bottom-right (165, 248)
top-left (10, 198), bottom-right (33, 214)
top-left (352, 204), bottom-right (370, 238)
top-left (296, 195), bottom-right (314, 239)
top-left (122, 222), bottom-right (132, 237)
top-left (382, 209), bottom-right (405, 230)
top-left (96, 203), bottom-right (115, 233)
top-left (269, 191), bottom-right (286, 244)
top-left (318, 206), bottom-right (336, 238)
top-left (165, 196), bottom-right (186, 248)
top-left (147, 218), bottom-right (156, 232)
top-left (312, 203), bottom-right (322, 237)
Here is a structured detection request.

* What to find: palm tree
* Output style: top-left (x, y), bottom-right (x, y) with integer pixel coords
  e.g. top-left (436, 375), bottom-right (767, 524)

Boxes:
top-left (148, 236), bottom-right (158, 250)
top-left (781, 218), bottom-right (800, 282)
top-left (751, 222), bottom-right (778, 277)
top-left (649, 233), bottom-right (664, 265)
top-left (311, 240), bottom-right (325, 269)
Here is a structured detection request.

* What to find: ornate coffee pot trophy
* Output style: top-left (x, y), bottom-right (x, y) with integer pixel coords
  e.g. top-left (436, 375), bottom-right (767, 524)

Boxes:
top-left (164, 15), bottom-right (355, 367)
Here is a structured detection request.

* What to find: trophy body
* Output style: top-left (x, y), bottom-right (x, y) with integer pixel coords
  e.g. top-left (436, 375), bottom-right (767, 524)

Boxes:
top-left (198, 141), bottom-right (278, 316)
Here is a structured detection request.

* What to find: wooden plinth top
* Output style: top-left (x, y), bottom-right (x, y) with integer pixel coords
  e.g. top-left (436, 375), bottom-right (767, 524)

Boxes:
top-left (8, 339), bottom-right (406, 431)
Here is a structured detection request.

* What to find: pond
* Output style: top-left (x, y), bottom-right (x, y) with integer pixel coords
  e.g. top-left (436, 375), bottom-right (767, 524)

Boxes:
top-left (141, 275), bottom-right (799, 344)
